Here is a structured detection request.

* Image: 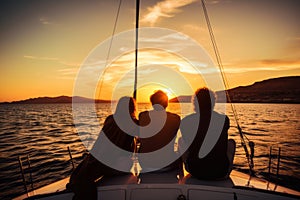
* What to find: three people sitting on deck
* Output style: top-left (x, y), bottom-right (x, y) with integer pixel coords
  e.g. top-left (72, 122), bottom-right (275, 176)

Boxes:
top-left (69, 88), bottom-right (235, 198)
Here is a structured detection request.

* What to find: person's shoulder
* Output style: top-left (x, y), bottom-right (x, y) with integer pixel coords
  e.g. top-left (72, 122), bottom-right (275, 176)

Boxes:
top-left (103, 114), bottom-right (114, 126)
top-left (180, 113), bottom-right (199, 134)
top-left (166, 111), bottom-right (179, 117)
top-left (138, 111), bottom-right (150, 123)
top-left (182, 113), bottom-right (198, 121)
top-left (180, 113), bottom-right (199, 127)
top-left (105, 114), bottom-right (114, 121)
top-left (105, 115), bottom-right (114, 122)
top-left (166, 111), bottom-right (180, 120)
top-left (213, 111), bottom-right (230, 126)
top-left (138, 110), bottom-right (149, 117)
top-left (139, 110), bottom-right (149, 114)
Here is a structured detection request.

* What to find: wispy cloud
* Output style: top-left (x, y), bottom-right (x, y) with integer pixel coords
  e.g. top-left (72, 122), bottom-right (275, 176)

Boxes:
top-left (23, 55), bottom-right (83, 67)
top-left (223, 58), bottom-right (300, 74)
top-left (57, 68), bottom-right (78, 75)
top-left (23, 55), bottom-right (58, 61)
top-left (56, 68), bottom-right (79, 80)
top-left (205, 0), bottom-right (232, 4)
top-left (287, 37), bottom-right (300, 42)
top-left (59, 61), bottom-right (82, 67)
top-left (39, 17), bottom-right (56, 25)
top-left (182, 24), bottom-right (206, 33)
top-left (23, 55), bottom-right (82, 79)
top-left (141, 0), bottom-right (198, 25)
top-left (260, 59), bottom-right (300, 66)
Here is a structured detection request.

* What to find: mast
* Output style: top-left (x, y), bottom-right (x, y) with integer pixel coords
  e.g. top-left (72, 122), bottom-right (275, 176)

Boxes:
top-left (133, 0), bottom-right (140, 100)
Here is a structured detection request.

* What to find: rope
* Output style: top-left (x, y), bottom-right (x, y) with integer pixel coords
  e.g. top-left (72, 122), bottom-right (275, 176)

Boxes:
top-left (200, 0), bottom-right (254, 174)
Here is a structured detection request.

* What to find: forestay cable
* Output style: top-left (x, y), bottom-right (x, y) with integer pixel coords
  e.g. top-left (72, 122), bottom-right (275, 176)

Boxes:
top-left (200, 0), bottom-right (254, 174)
top-left (97, 0), bottom-right (123, 100)
top-left (87, 0), bottom-right (123, 150)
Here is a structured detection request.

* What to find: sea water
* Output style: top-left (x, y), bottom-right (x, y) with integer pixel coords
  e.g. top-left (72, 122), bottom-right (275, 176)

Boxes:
top-left (0, 103), bottom-right (299, 199)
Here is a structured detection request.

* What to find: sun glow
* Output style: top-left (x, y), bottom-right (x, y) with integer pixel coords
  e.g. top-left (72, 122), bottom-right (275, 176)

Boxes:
top-left (161, 88), bottom-right (175, 100)
top-left (134, 83), bottom-right (177, 103)
top-left (94, 47), bottom-right (201, 103)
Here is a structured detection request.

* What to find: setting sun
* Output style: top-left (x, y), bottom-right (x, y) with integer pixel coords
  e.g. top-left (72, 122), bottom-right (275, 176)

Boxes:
top-left (134, 83), bottom-right (176, 103)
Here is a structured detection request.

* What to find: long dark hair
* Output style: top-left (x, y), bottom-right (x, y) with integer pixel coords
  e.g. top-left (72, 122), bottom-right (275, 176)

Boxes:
top-left (115, 96), bottom-right (136, 120)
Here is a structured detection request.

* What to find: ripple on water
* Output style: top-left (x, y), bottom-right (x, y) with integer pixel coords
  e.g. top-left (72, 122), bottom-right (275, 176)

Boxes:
top-left (1, 103), bottom-right (300, 199)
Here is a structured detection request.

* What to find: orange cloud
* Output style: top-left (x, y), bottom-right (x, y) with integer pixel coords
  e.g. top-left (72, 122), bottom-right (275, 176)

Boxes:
top-left (141, 0), bottom-right (198, 25)
top-left (260, 59), bottom-right (300, 66)
top-left (23, 55), bottom-right (58, 61)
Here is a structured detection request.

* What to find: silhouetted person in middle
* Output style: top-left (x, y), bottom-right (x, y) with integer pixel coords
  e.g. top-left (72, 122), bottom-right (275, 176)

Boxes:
top-left (138, 90), bottom-right (182, 182)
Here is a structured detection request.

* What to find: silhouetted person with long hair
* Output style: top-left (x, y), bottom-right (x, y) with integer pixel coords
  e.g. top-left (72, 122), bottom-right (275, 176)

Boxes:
top-left (69, 96), bottom-right (138, 200)
top-left (180, 87), bottom-right (233, 180)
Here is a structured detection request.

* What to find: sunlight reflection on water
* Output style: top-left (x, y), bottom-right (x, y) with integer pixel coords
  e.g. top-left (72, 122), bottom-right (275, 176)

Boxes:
top-left (0, 103), bottom-right (299, 199)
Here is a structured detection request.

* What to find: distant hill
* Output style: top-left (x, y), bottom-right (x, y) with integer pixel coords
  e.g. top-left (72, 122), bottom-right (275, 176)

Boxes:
top-left (169, 95), bottom-right (192, 103)
top-left (1, 76), bottom-right (299, 104)
top-left (1, 96), bottom-right (111, 104)
top-left (170, 76), bottom-right (300, 103)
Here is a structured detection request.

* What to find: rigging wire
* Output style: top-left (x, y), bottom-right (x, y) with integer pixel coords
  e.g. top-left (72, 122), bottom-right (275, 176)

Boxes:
top-left (97, 0), bottom-right (123, 101)
top-left (200, 0), bottom-right (254, 174)
top-left (86, 0), bottom-right (122, 150)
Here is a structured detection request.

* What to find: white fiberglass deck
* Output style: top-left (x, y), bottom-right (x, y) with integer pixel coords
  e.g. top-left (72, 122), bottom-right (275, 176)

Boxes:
top-left (13, 170), bottom-right (300, 200)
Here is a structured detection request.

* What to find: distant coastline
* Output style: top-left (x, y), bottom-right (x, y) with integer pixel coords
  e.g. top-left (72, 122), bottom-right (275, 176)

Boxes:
top-left (0, 96), bottom-right (112, 104)
top-left (170, 76), bottom-right (300, 104)
top-left (1, 76), bottom-right (299, 104)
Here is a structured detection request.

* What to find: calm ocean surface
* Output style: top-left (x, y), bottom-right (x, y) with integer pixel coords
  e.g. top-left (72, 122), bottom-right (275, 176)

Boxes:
top-left (0, 103), bottom-right (299, 199)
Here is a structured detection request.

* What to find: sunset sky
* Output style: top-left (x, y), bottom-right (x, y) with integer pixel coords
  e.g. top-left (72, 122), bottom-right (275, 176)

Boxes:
top-left (1, 0), bottom-right (299, 102)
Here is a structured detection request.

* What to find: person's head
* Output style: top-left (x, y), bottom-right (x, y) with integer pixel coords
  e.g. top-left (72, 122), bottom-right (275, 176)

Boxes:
top-left (115, 96), bottom-right (136, 119)
top-left (150, 90), bottom-right (168, 109)
top-left (193, 87), bottom-right (216, 113)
